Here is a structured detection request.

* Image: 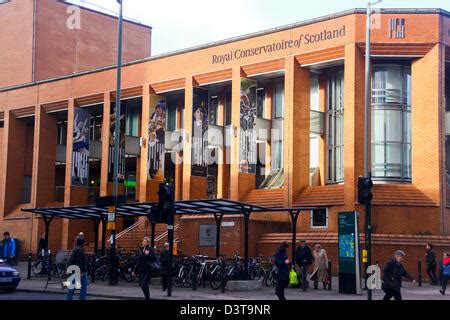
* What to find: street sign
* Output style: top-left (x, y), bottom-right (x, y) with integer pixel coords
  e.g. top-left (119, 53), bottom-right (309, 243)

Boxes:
top-left (338, 211), bottom-right (361, 295)
top-left (107, 206), bottom-right (116, 231)
top-left (173, 242), bottom-right (178, 255)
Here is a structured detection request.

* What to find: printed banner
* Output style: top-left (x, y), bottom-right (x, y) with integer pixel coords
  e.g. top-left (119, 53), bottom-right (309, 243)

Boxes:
top-left (108, 102), bottom-right (126, 183)
top-left (72, 107), bottom-right (90, 186)
top-left (148, 95), bottom-right (166, 180)
top-left (191, 87), bottom-right (209, 177)
top-left (240, 78), bottom-right (257, 173)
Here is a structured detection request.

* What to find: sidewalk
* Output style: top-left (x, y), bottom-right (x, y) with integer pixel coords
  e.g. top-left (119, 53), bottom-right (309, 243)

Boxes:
top-left (14, 263), bottom-right (450, 300)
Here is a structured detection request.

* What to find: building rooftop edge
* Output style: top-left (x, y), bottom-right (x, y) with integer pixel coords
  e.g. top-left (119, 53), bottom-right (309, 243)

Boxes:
top-left (0, 7), bottom-right (448, 93)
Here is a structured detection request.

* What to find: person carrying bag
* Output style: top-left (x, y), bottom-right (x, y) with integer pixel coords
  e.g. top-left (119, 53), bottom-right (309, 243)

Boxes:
top-left (132, 237), bottom-right (158, 300)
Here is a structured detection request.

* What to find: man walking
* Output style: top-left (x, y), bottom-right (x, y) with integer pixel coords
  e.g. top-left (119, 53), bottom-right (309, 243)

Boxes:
top-left (67, 237), bottom-right (88, 300)
top-left (295, 240), bottom-right (313, 289)
top-left (2, 232), bottom-right (16, 265)
top-left (274, 241), bottom-right (290, 300)
top-left (382, 250), bottom-right (416, 301)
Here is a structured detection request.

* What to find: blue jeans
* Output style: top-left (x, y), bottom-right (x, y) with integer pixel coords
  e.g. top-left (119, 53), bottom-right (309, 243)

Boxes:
top-left (67, 273), bottom-right (88, 300)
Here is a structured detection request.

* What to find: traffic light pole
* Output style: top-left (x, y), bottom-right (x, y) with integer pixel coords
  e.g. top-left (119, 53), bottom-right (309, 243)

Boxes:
top-left (109, 0), bottom-right (124, 286)
top-left (167, 183), bottom-right (175, 297)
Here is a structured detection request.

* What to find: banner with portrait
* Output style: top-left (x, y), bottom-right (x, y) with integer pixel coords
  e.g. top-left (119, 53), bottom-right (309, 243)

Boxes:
top-left (108, 102), bottom-right (126, 183)
top-left (148, 95), bottom-right (166, 180)
top-left (72, 107), bottom-right (91, 186)
top-left (240, 78), bottom-right (257, 174)
top-left (191, 87), bottom-right (209, 177)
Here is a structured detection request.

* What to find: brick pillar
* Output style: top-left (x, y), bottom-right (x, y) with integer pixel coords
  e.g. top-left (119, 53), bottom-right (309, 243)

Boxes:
top-left (343, 43), bottom-right (366, 221)
top-left (230, 66), bottom-right (242, 201)
top-left (139, 84), bottom-right (150, 202)
top-left (33, 105), bottom-right (57, 207)
top-left (2, 110), bottom-right (29, 215)
top-left (100, 92), bottom-right (111, 197)
top-left (411, 44), bottom-right (445, 232)
top-left (284, 56), bottom-right (310, 207)
top-left (182, 77), bottom-right (194, 200)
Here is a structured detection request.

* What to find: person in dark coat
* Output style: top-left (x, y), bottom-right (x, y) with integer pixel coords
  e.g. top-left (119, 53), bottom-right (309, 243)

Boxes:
top-left (2, 232), bottom-right (16, 265)
top-left (67, 237), bottom-right (88, 300)
top-left (132, 237), bottom-right (158, 300)
top-left (295, 240), bottom-right (313, 289)
top-left (382, 250), bottom-right (416, 301)
top-left (159, 242), bottom-right (171, 291)
top-left (274, 241), bottom-right (290, 300)
top-left (425, 243), bottom-right (438, 285)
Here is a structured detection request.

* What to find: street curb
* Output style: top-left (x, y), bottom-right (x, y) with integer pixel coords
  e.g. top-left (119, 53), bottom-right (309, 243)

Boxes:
top-left (15, 288), bottom-right (165, 300)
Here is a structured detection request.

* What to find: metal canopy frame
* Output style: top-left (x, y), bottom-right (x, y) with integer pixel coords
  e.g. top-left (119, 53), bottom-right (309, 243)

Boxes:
top-left (22, 199), bottom-right (325, 282)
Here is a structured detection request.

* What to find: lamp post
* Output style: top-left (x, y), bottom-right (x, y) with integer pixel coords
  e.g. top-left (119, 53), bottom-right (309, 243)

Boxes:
top-left (109, 0), bottom-right (124, 286)
top-left (364, 0), bottom-right (382, 301)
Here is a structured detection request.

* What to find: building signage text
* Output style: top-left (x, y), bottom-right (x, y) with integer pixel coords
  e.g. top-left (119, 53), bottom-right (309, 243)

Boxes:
top-left (212, 25), bottom-right (346, 65)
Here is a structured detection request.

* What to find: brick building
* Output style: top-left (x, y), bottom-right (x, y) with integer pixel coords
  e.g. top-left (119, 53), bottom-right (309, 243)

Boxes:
top-left (1, 6), bottom-right (450, 277)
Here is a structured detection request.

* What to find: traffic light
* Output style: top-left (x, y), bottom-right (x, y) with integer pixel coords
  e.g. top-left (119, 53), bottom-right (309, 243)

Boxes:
top-left (357, 176), bottom-right (373, 205)
top-left (158, 183), bottom-right (174, 224)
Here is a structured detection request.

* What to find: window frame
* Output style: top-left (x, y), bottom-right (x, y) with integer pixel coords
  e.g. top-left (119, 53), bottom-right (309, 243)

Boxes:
top-left (310, 208), bottom-right (328, 229)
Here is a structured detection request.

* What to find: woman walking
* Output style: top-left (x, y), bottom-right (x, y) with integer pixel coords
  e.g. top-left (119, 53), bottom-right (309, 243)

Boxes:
top-left (439, 252), bottom-right (450, 295)
top-left (132, 237), bottom-right (158, 300)
top-left (311, 244), bottom-right (329, 289)
top-left (67, 237), bottom-right (88, 300)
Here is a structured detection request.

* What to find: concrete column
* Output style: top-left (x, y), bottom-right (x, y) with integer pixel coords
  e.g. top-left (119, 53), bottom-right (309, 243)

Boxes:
top-left (175, 100), bottom-right (183, 201)
top-left (138, 84), bottom-right (150, 202)
top-left (64, 99), bottom-right (75, 205)
top-left (229, 66), bottom-right (242, 200)
top-left (284, 56), bottom-right (310, 207)
top-left (100, 92), bottom-right (111, 197)
top-left (182, 77), bottom-right (194, 200)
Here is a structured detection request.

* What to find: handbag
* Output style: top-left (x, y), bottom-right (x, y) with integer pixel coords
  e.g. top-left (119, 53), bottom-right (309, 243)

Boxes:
top-left (289, 267), bottom-right (299, 286)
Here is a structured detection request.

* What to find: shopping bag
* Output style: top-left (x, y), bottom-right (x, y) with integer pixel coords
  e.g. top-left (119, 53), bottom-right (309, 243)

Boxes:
top-left (289, 267), bottom-right (299, 286)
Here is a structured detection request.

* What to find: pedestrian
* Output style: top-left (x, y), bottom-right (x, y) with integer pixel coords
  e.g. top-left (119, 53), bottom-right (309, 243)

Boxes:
top-left (310, 244), bottom-right (329, 290)
top-left (439, 252), bottom-right (450, 295)
top-left (2, 232), bottom-right (16, 265)
top-left (67, 237), bottom-right (88, 300)
top-left (274, 241), bottom-right (290, 300)
top-left (74, 232), bottom-right (85, 248)
top-left (160, 242), bottom-right (171, 291)
top-left (132, 237), bottom-right (158, 300)
top-left (36, 233), bottom-right (48, 275)
top-left (382, 250), bottom-right (416, 301)
top-left (425, 243), bottom-right (438, 285)
top-left (295, 240), bottom-right (313, 289)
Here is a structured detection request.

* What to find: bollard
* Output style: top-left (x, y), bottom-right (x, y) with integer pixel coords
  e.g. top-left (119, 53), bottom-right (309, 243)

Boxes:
top-left (47, 251), bottom-right (52, 282)
top-left (221, 259), bottom-right (226, 294)
top-left (418, 260), bottom-right (422, 287)
top-left (327, 261), bottom-right (332, 291)
top-left (27, 253), bottom-right (32, 280)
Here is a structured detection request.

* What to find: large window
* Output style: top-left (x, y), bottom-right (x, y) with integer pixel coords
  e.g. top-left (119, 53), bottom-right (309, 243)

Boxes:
top-left (371, 64), bottom-right (411, 181)
top-left (326, 69), bottom-right (344, 183)
top-left (272, 79), bottom-right (284, 171)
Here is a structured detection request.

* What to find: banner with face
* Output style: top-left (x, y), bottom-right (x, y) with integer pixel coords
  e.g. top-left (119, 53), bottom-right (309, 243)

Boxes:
top-left (240, 78), bottom-right (257, 174)
top-left (148, 95), bottom-right (166, 180)
top-left (191, 87), bottom-right (209, 177)
top-left (72, 107), bottom-right (90, 186)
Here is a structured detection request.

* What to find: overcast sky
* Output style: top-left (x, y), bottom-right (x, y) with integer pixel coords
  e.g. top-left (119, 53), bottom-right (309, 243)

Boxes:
top-left (71, 0), bottom-right (450, 55)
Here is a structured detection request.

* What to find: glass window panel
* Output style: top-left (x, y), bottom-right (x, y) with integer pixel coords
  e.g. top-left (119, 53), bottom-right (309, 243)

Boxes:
top-left (310, 75), bottom-right (320, 111)
top-left (257, 88), bottom-right (266, 118)
top-left (385, 110), bottom-right (402, 142)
